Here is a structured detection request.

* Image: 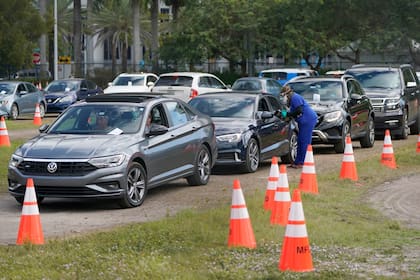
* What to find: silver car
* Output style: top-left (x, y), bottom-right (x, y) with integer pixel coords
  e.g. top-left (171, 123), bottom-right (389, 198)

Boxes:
top-left (8, 93), bottom-right (217, 208)
top-left (0, 81), bottom-right (47, 120)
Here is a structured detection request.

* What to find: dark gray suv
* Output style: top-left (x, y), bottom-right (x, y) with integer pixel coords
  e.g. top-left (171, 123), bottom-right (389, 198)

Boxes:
top-left (8, 93), bottom-right (217, 208)
top-left (345, 64), bottom-right (420, 139)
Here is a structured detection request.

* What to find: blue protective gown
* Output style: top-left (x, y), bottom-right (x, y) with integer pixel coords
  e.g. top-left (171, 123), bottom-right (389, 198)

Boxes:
top-left (288, 93), bottom-right (318, 165)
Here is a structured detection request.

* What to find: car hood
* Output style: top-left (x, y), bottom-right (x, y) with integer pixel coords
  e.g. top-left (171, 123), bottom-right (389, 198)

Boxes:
top-left (363, 88), bottom-right (401, 98)
top-left (307, 101), bottom-right (343, 114)
top-left (212, 117), bottom-right (253, 136)
top-left (16, 134), bottom-right (136, 159)
top-left (44, 91), bottom-right (74, 98)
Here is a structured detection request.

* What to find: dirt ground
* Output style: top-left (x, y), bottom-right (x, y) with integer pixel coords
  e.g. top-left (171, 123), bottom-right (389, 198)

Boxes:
top-left (1, 129), bottom-right (419, 277)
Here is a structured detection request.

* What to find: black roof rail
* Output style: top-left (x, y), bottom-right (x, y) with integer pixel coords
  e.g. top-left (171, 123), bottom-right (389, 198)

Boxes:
top-left (85, 93), bottom-right (162, 103)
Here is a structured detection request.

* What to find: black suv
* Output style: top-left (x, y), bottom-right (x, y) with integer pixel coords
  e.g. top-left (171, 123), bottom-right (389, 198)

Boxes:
top-left (286, 75), bottom-right (375, 153)
top-left (345, 64), bottom-right (420, 139)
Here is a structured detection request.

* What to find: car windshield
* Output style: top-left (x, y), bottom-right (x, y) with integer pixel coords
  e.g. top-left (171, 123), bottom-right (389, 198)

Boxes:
top-left (154, 76), bottom-right (193, 87)
top-left (113, 76), bottom-right (144, 86)
top-left (288, 81), bottom-right (343, 102)
top-left (189, 96), bottom-right (255, 118)
top-left (232, 80), bottom-right (262, 91)
top-left (346, 69), bottom-right (401, 89)
top-left (48, 104), bottom-right (145, 135)
top-left (0, 83), bottom-right (15, 95)
top-left (45, 81), bottom-right (79, 92)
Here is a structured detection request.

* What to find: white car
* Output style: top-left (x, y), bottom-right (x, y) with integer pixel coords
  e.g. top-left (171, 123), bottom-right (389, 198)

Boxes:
top-left (151, 72), bottom-right (230, 102)
top-left (104, 73), bottom-right (158, 94)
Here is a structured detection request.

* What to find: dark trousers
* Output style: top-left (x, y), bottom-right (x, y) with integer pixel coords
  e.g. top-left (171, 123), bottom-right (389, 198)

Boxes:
top-left (295, 120), bottom-right (316, 165)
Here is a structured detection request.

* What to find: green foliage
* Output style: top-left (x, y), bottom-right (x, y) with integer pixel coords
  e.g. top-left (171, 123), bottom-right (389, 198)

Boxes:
top-left (0, 0), bottom-right (46, 71)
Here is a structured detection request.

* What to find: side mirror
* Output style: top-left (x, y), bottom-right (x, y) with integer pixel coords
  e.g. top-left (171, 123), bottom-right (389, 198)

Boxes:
top-left (108, 82), bottom-right (112, 87)
top-left (146, 124), bottom-right (168, 136)
top-left (39, 124), bottom-right (49, 133)
top-left (258, 111), bottom-right (273, 119)
top-left (147, 81), bottom-right (155, 87)
top-left (350, 93), bottom-right (362, 100)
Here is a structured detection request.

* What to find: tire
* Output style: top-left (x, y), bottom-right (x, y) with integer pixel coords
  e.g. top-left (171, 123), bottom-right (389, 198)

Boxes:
top-left (360, 116), bottom-right (375, 148)
top-left (242, 138), bottom-right (260, 173)
top-left (186, 145), bottom-right (211, 186)
top-left (10, 104), bottom-right (19, 120)
top-left (398, 110), bottom-right (409, 139)
top-left (280, 130), bottom-right (298, 164)
top-left (39, 103), bottom-right (46, 118)
top-left (334, 120), bottom-right (350, 153)
top-left (119, 162), bottom-right (147, 208)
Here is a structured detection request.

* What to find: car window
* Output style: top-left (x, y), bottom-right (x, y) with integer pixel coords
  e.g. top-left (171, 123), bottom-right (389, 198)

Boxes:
top-left (165, 101), bottom-right (189, 127)
top-left (189, 96), bottom-right (255, 118)
top-left (155, 75), bottom-right (193, 87)
top-left (147, 75), bottom-right (157, 84)
top-left (258, 98), bottom-right (270, 111)
top-left (48, 104), bottom-right (144, 134)
top-left (17, 84), bottom-right (26, 93)
top-left (347, 80), bottom-right (364, 96)
top-left (266, 95), bottom-right (281, 111)
top-left (402, 68), bottom-right (416, 85)
top-left (26, 83), bottom-right (38, 93)
top-left (208, 77), bottom-right (226, 88)
top-left (0, 83), bottom-right (14, 94)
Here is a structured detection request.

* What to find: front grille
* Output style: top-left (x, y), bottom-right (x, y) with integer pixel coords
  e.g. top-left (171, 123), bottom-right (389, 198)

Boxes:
top-left (217, 153), bottom-right (236, 161)
top-left (17, 161), bottom-right (97, 176)
top-left (373, 107), bottom-right (382, 113)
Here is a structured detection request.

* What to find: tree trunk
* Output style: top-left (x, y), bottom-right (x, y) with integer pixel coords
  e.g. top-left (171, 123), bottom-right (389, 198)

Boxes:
top-left (86, 0), bottom-right (94, 77)
top-left (122, 34), bottom-right (128, 72)
top-left (73, 0), bottom-right (82, 77)
top-left (151, 0), bottom-right (159, 73)
top-left (132, 0), bottom-right (142, 72)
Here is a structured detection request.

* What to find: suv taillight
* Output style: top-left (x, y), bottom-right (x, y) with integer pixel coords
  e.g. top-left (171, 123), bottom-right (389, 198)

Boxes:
top-left (190, 89), bottom-right (198, 99)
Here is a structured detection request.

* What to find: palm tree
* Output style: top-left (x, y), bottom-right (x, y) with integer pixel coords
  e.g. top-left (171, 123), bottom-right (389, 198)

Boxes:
top-left (89, 0), bottom-right (133, 75)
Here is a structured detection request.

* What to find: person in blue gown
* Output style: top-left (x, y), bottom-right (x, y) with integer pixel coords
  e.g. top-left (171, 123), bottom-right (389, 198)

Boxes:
top-left (281, 85), bottom-right (318, 168)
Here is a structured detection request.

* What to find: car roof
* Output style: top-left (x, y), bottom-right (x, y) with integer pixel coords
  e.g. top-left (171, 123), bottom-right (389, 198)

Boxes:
top-left (260, 68), bottom-right (315, 73)
top-left (348, 64), bottom-right (412, 70)
top-left (286, 75), bottom-right (353, 83)
top-left (235, 77), bottom-right (276, 81)
top-left (158, 72), bottom-right (218, 77)
top-left (116, 72), bottom-right (156, 77)
top-left (195, 91), bottom-right (270, 98)
top-left (85, 93), bottom-right (174, 104)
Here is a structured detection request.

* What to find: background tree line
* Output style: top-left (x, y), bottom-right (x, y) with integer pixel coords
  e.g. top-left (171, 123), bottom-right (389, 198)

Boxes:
top-left (0, 0), bottom-right (419, 80)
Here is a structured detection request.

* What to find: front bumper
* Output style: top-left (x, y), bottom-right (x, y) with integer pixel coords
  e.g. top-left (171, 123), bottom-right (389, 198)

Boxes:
top-left (372, 111), bottom-right (404, 133)
top-left (8, 163), bottom-right (128, 200)
top-left (312, 121), bottom-right (344, 144)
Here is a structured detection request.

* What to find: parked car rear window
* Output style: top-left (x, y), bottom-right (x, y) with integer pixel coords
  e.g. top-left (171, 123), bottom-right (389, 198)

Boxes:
top-left (154, 76), bottom-right (193, 87)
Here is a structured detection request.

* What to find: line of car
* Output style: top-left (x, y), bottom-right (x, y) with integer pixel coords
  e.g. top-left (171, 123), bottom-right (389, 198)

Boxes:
top-left (5, 64), bottom-right (420, 208)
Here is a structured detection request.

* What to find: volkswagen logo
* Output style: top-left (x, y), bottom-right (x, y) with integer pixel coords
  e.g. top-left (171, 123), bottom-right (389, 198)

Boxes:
top-left (47, 162), bottom-right (58, 173)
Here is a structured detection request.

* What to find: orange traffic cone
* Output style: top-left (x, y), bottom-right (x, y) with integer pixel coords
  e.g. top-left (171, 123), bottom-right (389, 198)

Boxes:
top-left (228, 179), bottom-right (256, 249)
top-left (16, 178), bottom-right (44, 245)
top-left (416, 133), bottom-right (420, 153)
top-left (298, 145), bottom-right (318, 194)
top-left (339, 136), bottom-right (358, 181)
top-left (0, 116), bottom-right (11, 147)
top-left (264, 157), bottom-right (279, 211)
top-left (270, 164), bottom-right (291, 226)
top-left (33, 103), bottom-right (42, 126)
top-left (279, 189), bottom-right (314, 272)
top-left (381, 129), bottom-right (397, 169)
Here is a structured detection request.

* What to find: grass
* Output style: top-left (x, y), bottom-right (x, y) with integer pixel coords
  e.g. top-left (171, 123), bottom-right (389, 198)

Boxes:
top-left (0, 126), bottom-right (419, 279)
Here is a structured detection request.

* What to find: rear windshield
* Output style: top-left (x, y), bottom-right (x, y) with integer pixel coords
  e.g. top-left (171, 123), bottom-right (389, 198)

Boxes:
top-left (232, 80), bottom-right (262, 91)
top-left (154, 76), bottom-right (193, 87)
top-left (113, 76), bottom-right (144, 86)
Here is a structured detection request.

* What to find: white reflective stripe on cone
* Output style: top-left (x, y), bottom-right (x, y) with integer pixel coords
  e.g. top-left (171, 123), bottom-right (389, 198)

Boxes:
top-left (266, 180), bottom-right (277, 191)
top-left (342, 154), bottom-right (355, 162)
top-left (302, 164), bottom-right (315, 173)
top-left (274, 189), bottom-right (291, 201)
top-left (24, 188), bottom-right (37, 203)
top-left (230, 207), bottom-right (249, 219)
top-left (383, 147), bottom-right (394, 153)
top-left (22, 203), bottom-right (40, 215)
top-left (288, 203), bottom-right (305, 221)
top-left (285, 224), bottom-right (308, 237)
top-left (232, 189), bottom-right (245, 205)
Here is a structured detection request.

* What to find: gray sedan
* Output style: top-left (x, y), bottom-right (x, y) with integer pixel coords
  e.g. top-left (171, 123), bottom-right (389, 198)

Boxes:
top-left (8, 93), bottom-right (217, 208)
top-left (0, 81), bottom-right (47, 120)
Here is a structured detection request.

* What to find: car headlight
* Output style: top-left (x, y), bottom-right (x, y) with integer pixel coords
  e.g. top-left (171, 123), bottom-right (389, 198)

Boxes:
top-left (88, 154), bottom-right (126, 168)
top-left (323, 111), bottom-right (342, 123)
top-left (9, 154), bottom-right (23, 168)
top-left (216, 133), bottom-right (242, 143)
top-left (57, 95), bottom-right (75, 103)
top-left (385, 98), bottom-right (401, 111)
